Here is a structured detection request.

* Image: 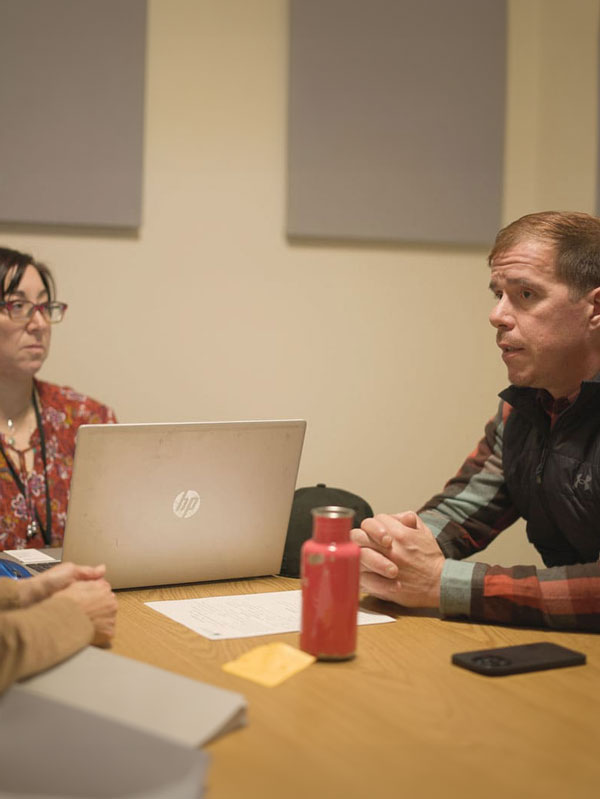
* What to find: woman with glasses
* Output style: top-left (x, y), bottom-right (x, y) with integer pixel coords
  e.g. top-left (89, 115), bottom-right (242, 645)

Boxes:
top-left (0, 247), bottom-right (116, 550)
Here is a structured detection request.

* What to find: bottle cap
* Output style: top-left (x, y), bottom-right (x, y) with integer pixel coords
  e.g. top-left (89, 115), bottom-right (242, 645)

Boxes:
top-left (311, 506), bottom-right (355, 542)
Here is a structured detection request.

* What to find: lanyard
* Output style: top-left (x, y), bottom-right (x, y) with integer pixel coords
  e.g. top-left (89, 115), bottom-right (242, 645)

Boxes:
top-left (0, 390), bottom-right (52, 546)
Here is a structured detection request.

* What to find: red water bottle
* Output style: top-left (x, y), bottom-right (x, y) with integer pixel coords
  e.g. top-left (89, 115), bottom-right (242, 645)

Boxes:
top-left (300, 506), bottom-right (360, 660)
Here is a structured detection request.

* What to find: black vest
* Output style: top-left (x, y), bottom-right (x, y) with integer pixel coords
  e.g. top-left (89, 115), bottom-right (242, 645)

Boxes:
top-left (500, 376), bottom-right (600, 568)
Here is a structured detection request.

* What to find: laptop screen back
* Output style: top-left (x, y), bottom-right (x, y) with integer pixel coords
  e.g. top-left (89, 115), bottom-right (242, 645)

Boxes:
top-left (63, 419), bottom-right (306, 589)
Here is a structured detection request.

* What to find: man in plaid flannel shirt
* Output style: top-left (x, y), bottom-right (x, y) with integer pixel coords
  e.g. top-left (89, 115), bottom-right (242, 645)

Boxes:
top-left (352, 211), bottom-right (600, 631)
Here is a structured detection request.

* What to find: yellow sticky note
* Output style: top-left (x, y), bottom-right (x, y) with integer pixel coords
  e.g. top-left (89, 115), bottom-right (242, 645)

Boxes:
top-left (222, 643), bottom-right (316, 687)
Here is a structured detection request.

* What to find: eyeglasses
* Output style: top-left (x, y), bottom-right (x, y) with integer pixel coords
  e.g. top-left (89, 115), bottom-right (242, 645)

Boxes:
top-left (0, 300), bottom-right (68, 324)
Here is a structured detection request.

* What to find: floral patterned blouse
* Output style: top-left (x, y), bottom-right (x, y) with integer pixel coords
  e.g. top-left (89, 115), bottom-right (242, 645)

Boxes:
top-left (0, 379), bottom-right (116, 550)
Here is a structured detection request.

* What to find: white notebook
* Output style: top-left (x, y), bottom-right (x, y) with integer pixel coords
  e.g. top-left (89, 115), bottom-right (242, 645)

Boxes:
top-left (17, 646), bottom-right (246, 747)
top-left (0, 688), bottom-right (209, 799)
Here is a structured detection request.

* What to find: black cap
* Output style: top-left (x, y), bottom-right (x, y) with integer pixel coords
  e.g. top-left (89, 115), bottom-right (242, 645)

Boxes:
top-left (279, 483), bottom-right (373, 578)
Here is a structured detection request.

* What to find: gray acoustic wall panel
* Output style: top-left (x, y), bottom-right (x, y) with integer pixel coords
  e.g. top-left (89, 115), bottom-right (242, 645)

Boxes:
top-left (287, 0), bottom-right (507, 245)
top-left (0, 0), bottom-right (146, 228)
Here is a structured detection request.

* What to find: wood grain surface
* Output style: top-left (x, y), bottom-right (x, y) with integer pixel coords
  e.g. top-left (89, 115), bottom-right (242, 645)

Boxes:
top-left (113, 577), bottom-right (600, 799)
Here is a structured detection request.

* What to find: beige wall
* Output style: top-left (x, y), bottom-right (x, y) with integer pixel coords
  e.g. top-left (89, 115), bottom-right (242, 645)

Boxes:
top-left (0, 0), bottom-right (598, 567)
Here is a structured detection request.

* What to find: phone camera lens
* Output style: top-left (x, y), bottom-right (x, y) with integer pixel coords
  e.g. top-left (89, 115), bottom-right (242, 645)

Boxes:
top-left (472, 655), bottom-right (511, 668)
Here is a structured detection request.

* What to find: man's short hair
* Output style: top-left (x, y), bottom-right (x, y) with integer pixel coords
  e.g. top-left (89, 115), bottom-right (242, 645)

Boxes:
top-left (488, 211), bottom-right (600, 297)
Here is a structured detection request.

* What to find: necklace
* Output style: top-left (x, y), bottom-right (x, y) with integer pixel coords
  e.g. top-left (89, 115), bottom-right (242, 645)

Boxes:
top-left (6, 417), bottom-right (15, 446)
top-left (5, 404), bottom-right (32, 447)
top-left (0, 390), bottom-right (51, 544)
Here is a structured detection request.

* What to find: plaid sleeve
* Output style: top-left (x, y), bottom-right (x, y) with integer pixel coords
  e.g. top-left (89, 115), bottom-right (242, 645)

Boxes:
top-left (418, 401), bottom-right (519, 558)
top-left (441, 560), bottom-right (600, 631)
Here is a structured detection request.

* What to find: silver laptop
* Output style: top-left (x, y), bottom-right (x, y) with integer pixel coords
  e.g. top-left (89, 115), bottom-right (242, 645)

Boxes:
top-left (46, 419), bottom-right (305, 589)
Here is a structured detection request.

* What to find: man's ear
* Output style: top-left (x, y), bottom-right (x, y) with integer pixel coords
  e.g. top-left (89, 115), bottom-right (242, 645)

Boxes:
top-left (589, 287), bottom-right (600, 330)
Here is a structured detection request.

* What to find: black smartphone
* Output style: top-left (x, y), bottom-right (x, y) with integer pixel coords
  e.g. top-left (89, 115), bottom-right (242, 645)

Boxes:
top-left (451, 641), bottom-right (586, 676)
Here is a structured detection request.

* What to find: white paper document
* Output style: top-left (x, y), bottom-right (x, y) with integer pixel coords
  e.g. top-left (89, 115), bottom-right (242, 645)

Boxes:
top-left (4, 548), bottom-right (56, 564)
top-left (146, 589), bottom-right (396, 640)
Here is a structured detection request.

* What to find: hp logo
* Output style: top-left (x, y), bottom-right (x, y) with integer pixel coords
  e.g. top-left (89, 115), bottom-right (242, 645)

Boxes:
top-left (173, 490), bottom-right (201, 519)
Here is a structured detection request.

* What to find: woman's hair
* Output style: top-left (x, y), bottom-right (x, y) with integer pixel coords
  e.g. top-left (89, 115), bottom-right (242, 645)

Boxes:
top-left (0, 247), bottom-right (55, 301)
top-left (488, 211), bottom-right (600, 298)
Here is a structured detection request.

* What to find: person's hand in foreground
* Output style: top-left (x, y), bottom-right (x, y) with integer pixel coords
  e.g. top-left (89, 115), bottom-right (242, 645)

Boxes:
top-left (55, 578), bottom-right (118, 647)
top-left (13, 561), bottom-right (117, 647)
top-left (351, 511), bottom-right (445, 608)
top-left (16, 562), bottom-right (108, 607)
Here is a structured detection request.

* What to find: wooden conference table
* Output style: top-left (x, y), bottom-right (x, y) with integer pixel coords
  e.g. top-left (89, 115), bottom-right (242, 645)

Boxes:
top-left (114, 576), bottom-right (600, 799)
